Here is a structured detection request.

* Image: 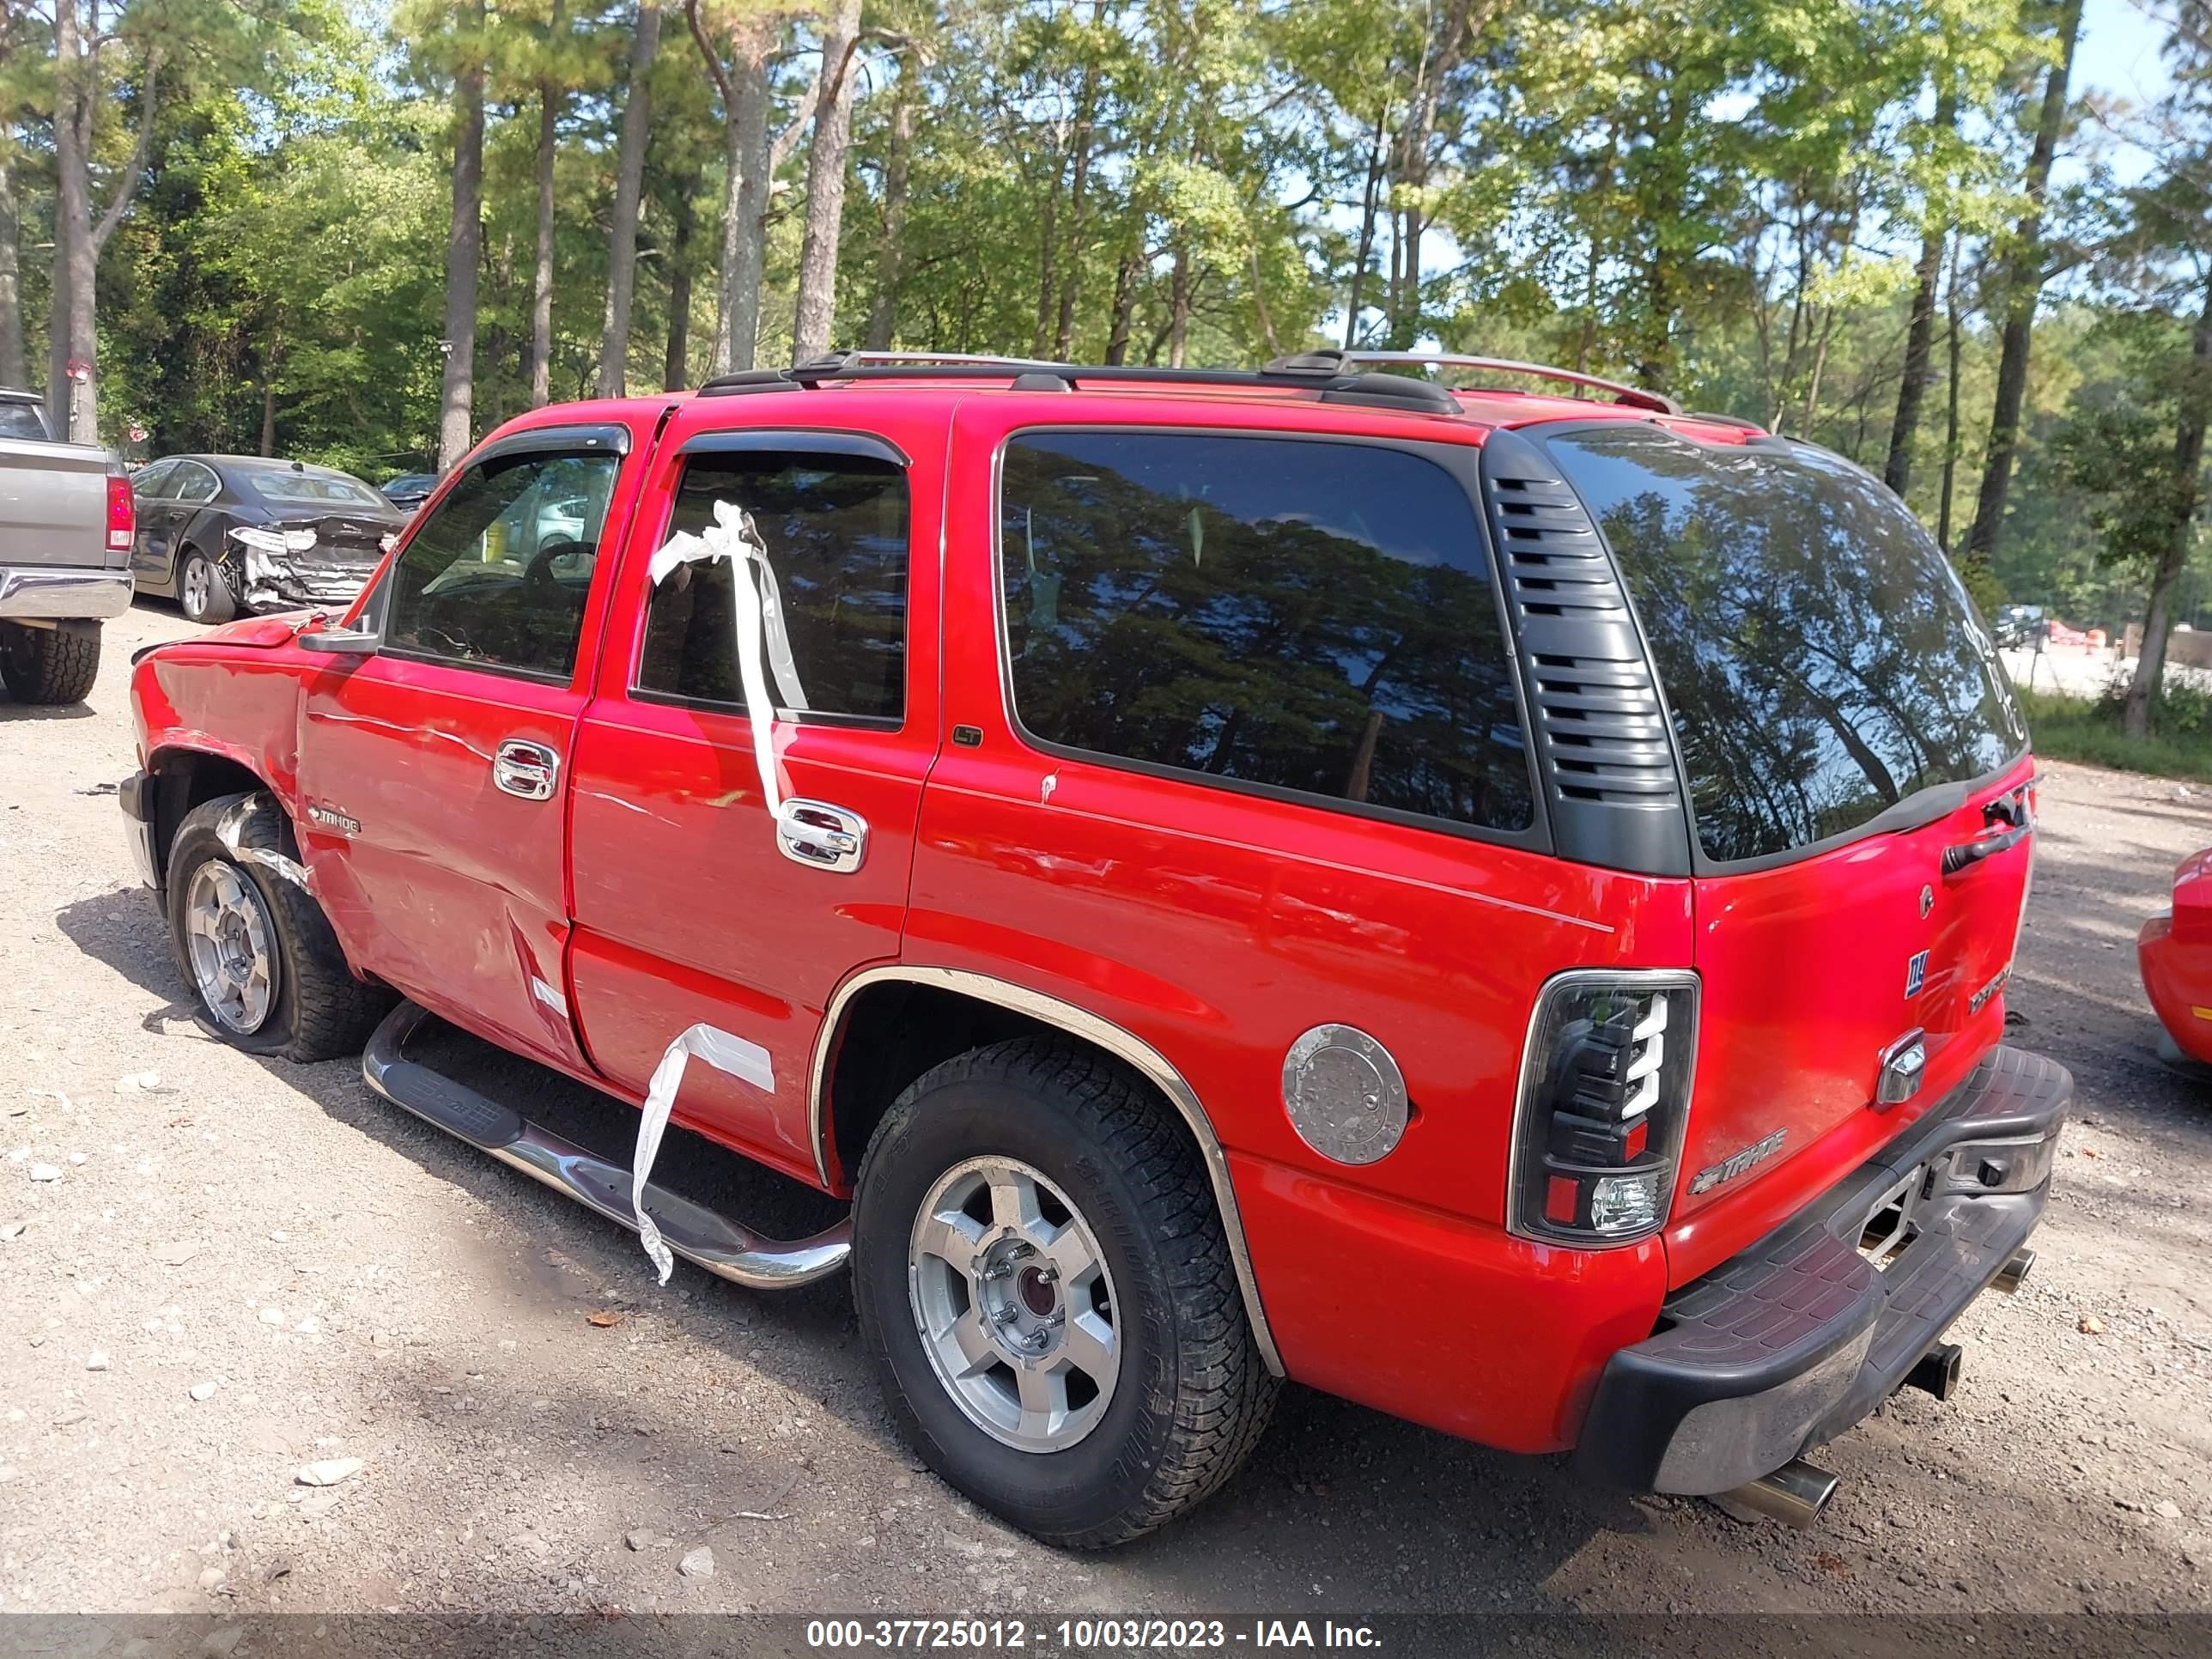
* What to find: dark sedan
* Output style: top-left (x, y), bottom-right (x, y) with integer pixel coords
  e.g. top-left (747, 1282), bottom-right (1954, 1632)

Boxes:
top-left (380, 471), bottom-right (440, 514)
top-left (129, 455), bottom-right (404, 623)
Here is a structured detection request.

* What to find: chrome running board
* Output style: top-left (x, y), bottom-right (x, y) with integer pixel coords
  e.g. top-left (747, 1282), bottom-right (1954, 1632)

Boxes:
top-left (362, 1001), bottom-right (851, 1290)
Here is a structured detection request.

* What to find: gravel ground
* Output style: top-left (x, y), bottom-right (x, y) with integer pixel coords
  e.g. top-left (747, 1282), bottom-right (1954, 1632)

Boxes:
top-left (2, 600), bottom-right (2208, 1629)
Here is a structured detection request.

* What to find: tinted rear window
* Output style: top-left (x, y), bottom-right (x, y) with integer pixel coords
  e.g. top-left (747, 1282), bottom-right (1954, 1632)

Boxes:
top-left (1546, 425), bottom-right (2025, 863)
top-left (0, 402), bottom-right (48, 441)
top-left (1000, 431), bottom-right (1534, 835)
top-left (246, 469), bottom-right (387, 510)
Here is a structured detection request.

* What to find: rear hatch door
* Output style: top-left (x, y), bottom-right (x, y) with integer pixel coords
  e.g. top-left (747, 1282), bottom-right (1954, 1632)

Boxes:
top-left (1537, 424), bottom-right (2035, 1279)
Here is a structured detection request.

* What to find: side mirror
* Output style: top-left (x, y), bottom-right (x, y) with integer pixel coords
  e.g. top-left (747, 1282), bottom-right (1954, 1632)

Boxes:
top-left (298, 627), bottom-right (378, 655)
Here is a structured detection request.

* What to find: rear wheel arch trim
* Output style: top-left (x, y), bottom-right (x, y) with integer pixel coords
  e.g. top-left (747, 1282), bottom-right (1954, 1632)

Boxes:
top-left (811, 963), bottom-right (1285, 1377)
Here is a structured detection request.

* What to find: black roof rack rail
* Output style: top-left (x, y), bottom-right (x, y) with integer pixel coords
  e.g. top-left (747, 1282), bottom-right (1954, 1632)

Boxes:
top-left (696, 349), bottom-right (1460, 412)
top-left (696, 348), bottom-right (1680, 415)
top-left (1284, 349), bottom-right (1682, 416)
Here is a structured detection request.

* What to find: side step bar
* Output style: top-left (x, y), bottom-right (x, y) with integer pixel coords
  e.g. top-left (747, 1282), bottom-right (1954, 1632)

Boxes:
top-left (362, 1001), bottom-right (851, 1290)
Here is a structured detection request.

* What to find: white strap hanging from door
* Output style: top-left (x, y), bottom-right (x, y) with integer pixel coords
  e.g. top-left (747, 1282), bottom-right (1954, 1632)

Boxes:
top-left (623, 500), bottom-right (806, 1284)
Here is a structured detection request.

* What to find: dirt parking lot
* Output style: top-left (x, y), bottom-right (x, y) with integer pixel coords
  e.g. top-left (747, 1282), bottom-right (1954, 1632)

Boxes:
top-left (3, 601), bottom-right (2209, 1634)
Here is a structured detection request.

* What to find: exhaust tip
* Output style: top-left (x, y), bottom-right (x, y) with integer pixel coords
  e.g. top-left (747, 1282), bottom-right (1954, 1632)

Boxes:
top-left (1992, 1247), bottom-right (2034, 1295)
top-left (1905, 1340), bottom-right (1964, 1401)
top-left (1714, 1459), bottom-right (1840, 1528)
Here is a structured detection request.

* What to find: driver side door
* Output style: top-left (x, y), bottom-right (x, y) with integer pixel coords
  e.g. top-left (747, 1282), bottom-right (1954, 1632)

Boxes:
top-left (295, 422), bottom-right (637, 1074)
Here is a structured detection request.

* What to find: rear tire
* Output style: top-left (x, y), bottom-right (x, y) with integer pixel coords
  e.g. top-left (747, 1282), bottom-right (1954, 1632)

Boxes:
top-left (851, 1037), bottom-right (1278, 1547)
top-left (0, 620), bottom-right (100, 704)
top-left (165, 791), bottom-right (392, 1061)
top-left (178, 548), bottom-right (235, 624)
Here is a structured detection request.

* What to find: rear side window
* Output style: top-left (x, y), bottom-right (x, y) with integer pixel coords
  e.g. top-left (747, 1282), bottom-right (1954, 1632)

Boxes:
top-left (1546, 425), bottom-right (2026, 863)
top-left (637, 450), bottom-right (908, 723)
top-left (0, 402), bottom-right (48, 441)
top-left (1000, 431), bottom-right (1533, 835)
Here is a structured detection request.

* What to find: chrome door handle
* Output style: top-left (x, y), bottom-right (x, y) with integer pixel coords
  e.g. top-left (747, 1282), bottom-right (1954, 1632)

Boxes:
top-left (493, 738), bottom-right (561, 801)
top-left (775, 798), bottom-right (868, 873)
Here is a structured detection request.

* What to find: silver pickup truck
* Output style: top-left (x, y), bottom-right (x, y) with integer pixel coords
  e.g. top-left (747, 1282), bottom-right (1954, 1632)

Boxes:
top-left (0, 387), bottom-right (133, 706)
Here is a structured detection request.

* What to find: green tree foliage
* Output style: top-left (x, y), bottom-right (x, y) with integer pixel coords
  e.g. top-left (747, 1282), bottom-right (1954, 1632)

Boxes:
top-left (3, 0), bottom-right (2205, 725)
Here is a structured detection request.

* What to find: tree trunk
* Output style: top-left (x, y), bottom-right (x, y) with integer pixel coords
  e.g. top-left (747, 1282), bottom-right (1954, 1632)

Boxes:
top-left (1167, 245), bottom-right (1192, 368)
top-left (1345, 105), bottom-right (1387, 351)
top-left (709, 112), bottom-right (744, 374)
top-left (1886, 226), bottom-right (1948, 494)
top-left (529, 0), bottom-right (563, 410)
top-left (1103, 241), bottom-right (1139, 365)
top-left (1050, 40), bottom-right (1103, 361)
top-left (792, 0), bottom-right (862, 364)
top-left (48, 0), bottom-right (86, 436)
top-left (597, 0), bottom-right (663, 399)
top-left (1030, 151), bottom-right (1061, 358)
top-left (55, 8), bottom-right (156, 430)
top-left (1939, 234), bottom-right (1965, 548)
top-left (731, 46), bottom-right (785, 372)
top-left (1885, 83), bottom-right (1958, 496)
top-left (865, 60), bottom-right (916, 352)
top-left (45, 251), bottom-right (69, 437)
top-left (1799, 186), bottom-right (1862, 434)
top-left (0, 153), bottom-right (23, 389)
top-left (1386, 0), bottom-right (1478, 349)
top-left (1961, 0), bottom-right (2083, 570)
top-left (259, 376), bottom-right (276, 457)
top-left (664, 188), bottom-right (696, 390)
top-left (2121, 268), bottom-right (2212, 739)
top-left (439, 0), bottom-right (486, 471)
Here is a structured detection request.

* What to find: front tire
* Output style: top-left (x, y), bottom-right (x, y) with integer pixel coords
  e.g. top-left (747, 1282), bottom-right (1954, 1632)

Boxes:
top-left (0, 620), bottom-right (100, 704)
top-left (177, 548), bottom-right (236, 624)
top-left (852, 1038), bottom-right (1278, 1547)
top-left (165, 792), bottom-right (391, 1060)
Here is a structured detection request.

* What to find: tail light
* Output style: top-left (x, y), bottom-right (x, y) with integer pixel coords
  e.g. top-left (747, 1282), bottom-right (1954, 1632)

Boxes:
top-left (106, 470), bottom-right (134, 553)
top-left (1509, 970), bottom-right (1698, 1245)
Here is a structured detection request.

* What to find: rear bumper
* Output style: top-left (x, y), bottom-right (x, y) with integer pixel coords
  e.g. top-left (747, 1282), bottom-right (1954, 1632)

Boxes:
top-left (1573, 1044), bottom-right (2070, 1495)
top-left (0, 564), bottom-right (132, 621)
top-left (226, 550), bottom-right (374, 616)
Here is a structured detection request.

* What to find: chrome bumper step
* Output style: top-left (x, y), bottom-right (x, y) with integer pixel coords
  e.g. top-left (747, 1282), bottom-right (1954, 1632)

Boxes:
top-left (362, 1001), bottom-right (851, 1290)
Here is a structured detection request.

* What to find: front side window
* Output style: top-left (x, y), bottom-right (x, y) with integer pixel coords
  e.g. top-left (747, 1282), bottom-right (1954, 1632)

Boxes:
top-left (636, 448), bottom-right (908, 724)
top-left (383, 447), bottom-right (620, 679)
top-left (1000, 431), bottom-right (1533, 835)
top-left (1544, 424), bottom-right (2027, 863)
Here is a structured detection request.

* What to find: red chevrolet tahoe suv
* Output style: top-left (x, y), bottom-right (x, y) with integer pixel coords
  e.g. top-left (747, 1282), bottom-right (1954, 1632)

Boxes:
top-left (122, 349), bottom-right (2068, 1547)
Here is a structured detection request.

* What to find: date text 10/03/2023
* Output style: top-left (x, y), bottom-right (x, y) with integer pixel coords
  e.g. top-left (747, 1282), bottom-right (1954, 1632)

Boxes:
top-left (804, 1619), bottom-right (1385, 1650)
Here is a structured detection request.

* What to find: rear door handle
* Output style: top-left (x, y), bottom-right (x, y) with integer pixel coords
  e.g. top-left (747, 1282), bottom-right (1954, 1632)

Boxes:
top-left (1942, 799), bottom-right (2033, 875)
top-left (775, 798), bottom-right (868, 873)
top-left (492, 738), bottom-right (561, 801)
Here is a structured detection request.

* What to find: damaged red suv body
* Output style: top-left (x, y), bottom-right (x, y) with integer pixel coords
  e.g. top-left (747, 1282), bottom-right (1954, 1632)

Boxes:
top-left (123, 350), bottom-right (2068, 1545)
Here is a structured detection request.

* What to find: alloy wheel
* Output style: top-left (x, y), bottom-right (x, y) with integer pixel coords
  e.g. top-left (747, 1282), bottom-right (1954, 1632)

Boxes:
top-left (181, 858), bottom-right (280, 1033)
top-left (180, 556), bottom-right (210, 621)
top-left (907, 1155), bottom-right (1121, 1453)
